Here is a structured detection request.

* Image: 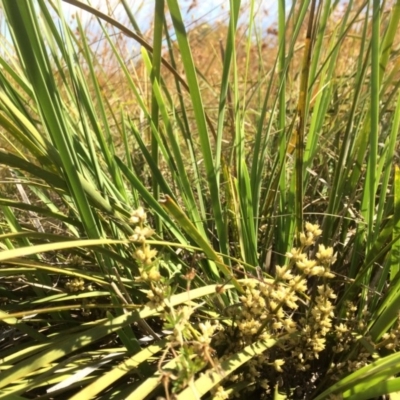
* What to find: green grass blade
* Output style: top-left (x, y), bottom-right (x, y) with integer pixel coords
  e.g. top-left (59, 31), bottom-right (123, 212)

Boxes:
top-left (3, 1), bottom-right (101, 240)
top-left (165, 0), bottom-right (225, 254)
top-left (176, 338), bottom-right (277, 400)
top-left (314, 351), bottom-right (400, 400)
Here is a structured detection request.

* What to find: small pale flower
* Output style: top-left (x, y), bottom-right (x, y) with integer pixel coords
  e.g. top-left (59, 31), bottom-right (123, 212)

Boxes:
top-left (147, 267), bottom-right (161, 281)
top-left (135, 245), bottom-right (157, 265)
top-left (289, 276), bottom-right (308, 292)
top-left (285, 294), bottom-right (299, 309)
top-left (272, 321), bottom-right (283, 330)
top-left (260, 379), bottom-right (270, 390)
top-left (272, 359), bottom-right (285, 372)
top-left (276, 265), bottom-right (294, 280)
top-left (316, 244), bottom-right (337, 265)
top-left (286, 248), bottom-right (307, 262)
top-left (305, 222), bottom-right (322, 237)
top-left (317, 285), bottom-right (337, 299)
top-left (312, 337), bottom-right (326, 353)
top-left (130, 207), bottom-right (147, 224)
top-left (283, 318), bottom-right (297, 333)
top-left (199, 320), bottom-right (215, 337)
top-left (323, 270), bottom-right (335, 279)
top-left (335, 323), bottom-right (348, 334)
top-left (296, 258), bottom-right (317, 271)
top-left (309, 266), bottom-right (326, 276)
top-left (300, 232), bottom-right (315, 246)
top-left (130, 226), bottom-right (155, 242)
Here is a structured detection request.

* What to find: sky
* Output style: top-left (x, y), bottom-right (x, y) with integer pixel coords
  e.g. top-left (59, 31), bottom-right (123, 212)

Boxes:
top-left (0, 1), bottom-right (278, 61)
top-left (60, 0), bottom-right (278, 35)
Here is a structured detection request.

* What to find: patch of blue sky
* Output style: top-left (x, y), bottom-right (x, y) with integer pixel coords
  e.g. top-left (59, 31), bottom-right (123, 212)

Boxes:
top-left (60, 0), bottom-right (278, 36)
top-left (55, 0), bottom-right (278, 65)
top-left (0, 1), bottom-right (278, 63)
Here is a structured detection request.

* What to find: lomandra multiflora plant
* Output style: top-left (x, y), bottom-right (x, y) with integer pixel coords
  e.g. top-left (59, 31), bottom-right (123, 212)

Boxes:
top-left (133, 219), bottom-right (400, 399)
top-left (1, 0), bottom-right (400, 399)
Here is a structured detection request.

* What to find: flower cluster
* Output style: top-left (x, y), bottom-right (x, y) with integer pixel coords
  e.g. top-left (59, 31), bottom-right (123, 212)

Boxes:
top-left (211, 223), bottom-right (341, 397)
top-left (161, 302), bottom-right (222, 396)
top-left (381, 316), bottom-right (400, 350)
top-left (129, 216), bottom-right (399, 399)
top-left (65, 277), bottom-right (85, 292)
top-left (129, 206), bottom-right (224, 397)
top-left (129, 207), bottom-right (160, 285)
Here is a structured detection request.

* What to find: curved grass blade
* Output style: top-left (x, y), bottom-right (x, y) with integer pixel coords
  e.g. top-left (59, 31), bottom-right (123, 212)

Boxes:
top-left (70, 339), bottom-right (167, 400)
top-left (0, 239), bottom-right (125, 262)
top-left (313, 351), bottom-right (400, 400)
top-left (176, 338), bottom-right (277, 400)
top-left (0, 284), bottom-right (229, 395)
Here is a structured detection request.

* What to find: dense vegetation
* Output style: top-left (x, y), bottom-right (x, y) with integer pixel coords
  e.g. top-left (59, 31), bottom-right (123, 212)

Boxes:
top-left (1, 0), bottom-right (400, 398)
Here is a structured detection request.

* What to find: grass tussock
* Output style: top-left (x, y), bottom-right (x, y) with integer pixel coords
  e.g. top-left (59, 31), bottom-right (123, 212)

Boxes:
top-left (1, 0), bottom-right (400, 399)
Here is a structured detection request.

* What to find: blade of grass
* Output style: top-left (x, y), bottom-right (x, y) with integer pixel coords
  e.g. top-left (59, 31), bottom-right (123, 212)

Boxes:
top-left (165, 0), bottom-right (225, 258)
top-left (176, 338), bottom-right (277, 400)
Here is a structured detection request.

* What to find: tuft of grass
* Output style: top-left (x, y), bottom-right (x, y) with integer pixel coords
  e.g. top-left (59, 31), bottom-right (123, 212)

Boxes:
top-left (0, 0), bottom-right (400, 398)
